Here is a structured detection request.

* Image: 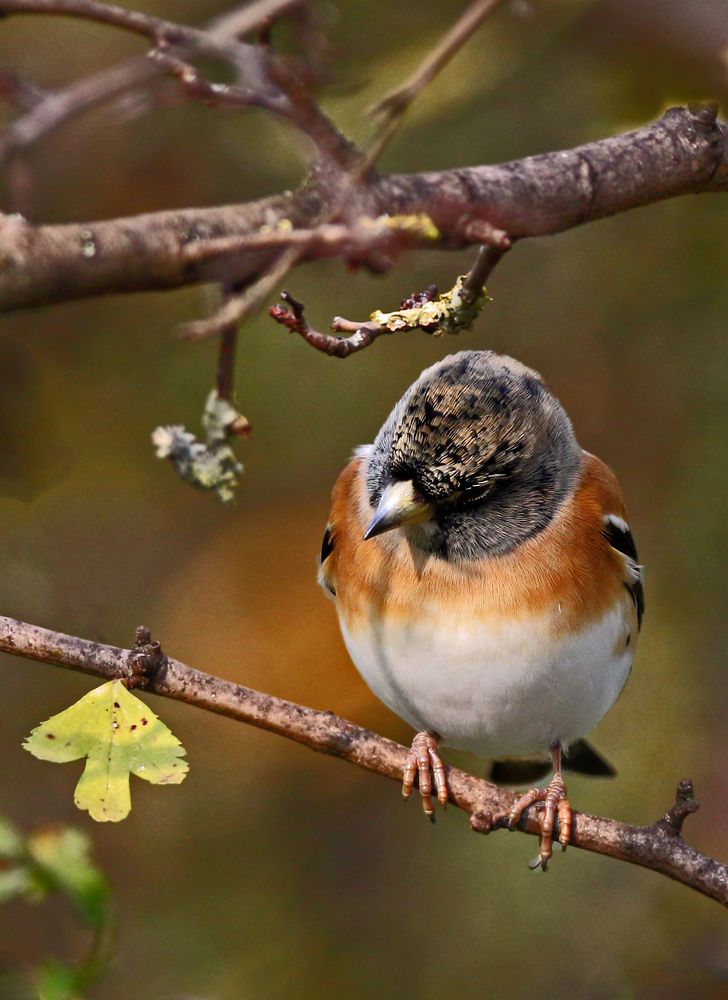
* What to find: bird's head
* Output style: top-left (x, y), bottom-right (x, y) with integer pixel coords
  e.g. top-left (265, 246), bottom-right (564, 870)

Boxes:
top-left (364, 350), bottom-right (581, 559)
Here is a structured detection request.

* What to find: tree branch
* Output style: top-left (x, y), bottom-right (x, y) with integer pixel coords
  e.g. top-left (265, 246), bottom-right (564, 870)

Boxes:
top-left (0, 1), bottom-right (309, 164)
top-left (181, 244), bottom-right (302, 340)
top-left (0, 0), bottom-right (192, 41)
top-left (0, 104), bottom-right (724, 314)
top-left (1, 615), bottom-right (725, 907)
top-left (0, 0), bottom-right (358, 168)
top-left (364, 0), bottom-right (509, 170)
top-left (269, 245), bottom-right (505, 357)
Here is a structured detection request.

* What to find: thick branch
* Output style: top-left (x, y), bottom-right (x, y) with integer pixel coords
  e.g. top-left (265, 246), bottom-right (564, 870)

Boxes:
top-left (1, 615), bottom-right (726, 907)
top-left (0, 105), bottom-right (724, 314)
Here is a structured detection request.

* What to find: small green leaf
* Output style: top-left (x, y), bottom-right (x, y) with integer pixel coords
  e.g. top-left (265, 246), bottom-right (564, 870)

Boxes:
top-left (0, 816), bottom-right (24, 859)
top-left (27, 827), bottom-right (108, 927)
top-left (23, 680), bottom-right (188, 823)
top-left (37, 959), bottom-right (79, 1000)
top-left (0, 866), bottom-right (29, 904)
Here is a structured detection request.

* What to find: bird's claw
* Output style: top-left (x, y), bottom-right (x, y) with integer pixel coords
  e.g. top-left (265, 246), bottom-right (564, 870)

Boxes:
top-left (508, 773), bottom-right (571, 871)
top-left (402, 731), bottom-right (448, 819)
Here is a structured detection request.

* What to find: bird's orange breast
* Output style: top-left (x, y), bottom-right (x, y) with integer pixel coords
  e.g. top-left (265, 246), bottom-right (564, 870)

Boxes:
top-left (323, 451), bottom-right (633, 638)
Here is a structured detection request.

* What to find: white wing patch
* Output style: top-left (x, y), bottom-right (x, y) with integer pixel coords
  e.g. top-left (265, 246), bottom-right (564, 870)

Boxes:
top-left (605, 513), bottom-right (630, 535)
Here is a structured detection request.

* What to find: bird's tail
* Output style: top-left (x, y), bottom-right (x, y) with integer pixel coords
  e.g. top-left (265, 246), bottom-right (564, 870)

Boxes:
top-left (489, 739), bottom-right (616, 786)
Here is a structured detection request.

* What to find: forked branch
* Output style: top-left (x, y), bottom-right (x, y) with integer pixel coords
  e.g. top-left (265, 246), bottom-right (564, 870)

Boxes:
top-left (1, 615), bottom-right (725, 908)
top-left (0, 0), bottom-right (357, 167)
top-left (364, 0), bottom-right (510, 170)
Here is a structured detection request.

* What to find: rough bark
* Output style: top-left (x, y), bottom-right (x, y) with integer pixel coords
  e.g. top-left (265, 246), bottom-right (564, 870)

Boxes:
top-left (0, 105), bottom-right (725, 313)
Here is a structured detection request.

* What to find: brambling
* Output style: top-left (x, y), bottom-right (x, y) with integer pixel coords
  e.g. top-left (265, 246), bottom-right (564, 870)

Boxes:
top-left (319, 350), bottom-right (643, 869)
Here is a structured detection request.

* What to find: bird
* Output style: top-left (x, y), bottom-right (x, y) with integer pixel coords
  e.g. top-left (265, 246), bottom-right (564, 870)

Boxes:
top-left (318, 350), bottom-right (643, 869)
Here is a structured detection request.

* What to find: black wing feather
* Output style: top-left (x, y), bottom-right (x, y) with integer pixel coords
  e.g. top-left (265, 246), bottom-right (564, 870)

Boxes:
top-left (603, 517), bottom-right (644, 629)
top-left (603, 517), bottom-right (639, 561)
top-left (320, 524), bottom-right (335, 564)
top-left (489, 740), bottom-right (616, 785)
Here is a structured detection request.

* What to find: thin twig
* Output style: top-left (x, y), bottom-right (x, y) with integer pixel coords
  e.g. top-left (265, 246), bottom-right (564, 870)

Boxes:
top-left (181, 218), bottom-right (442, 272)
top-left (1, 615), bottom-right (726, 907)
top-left (269, 242), bottom-right (508, 357)
top-left (0, 0), bottom-right (190, 42)
top-left (181, 245), bottom-right (302, 341)
top-left (0, 68), bottom-right (46, 111)
top-left (0, 1), bottom-right (309, 163)
top-left (269, 291), bottom-right (387, 357)
top-left (207, 0), bottom-right (308, 40)
top-left (215, 322), bottom-right (239, 402)
top-left (363, 0), bottom-right (509, 171)
top-left (0, 0), bottom-right (285, 119)
top-left (148, 46), bottom-right (265, 111)
top-left (0, 0), bottom-right (357, 168)
top-left (461, 244), bottom-right (507, 300)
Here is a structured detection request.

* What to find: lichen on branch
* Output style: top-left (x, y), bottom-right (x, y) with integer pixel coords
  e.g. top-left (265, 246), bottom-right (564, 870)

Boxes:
top-left (151, 390), bottom-right (250, 502)
top-left (371, 273), bottom-right (492, 336)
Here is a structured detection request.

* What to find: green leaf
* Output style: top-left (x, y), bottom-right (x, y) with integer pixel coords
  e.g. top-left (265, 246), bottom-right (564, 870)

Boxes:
top-left (27, 827), bottom-right (108, 927)
top-left (37, 960), bottom-right (79, 1000)
top-left (0, 866), bottom-right (29, 904)
top-left (0, 816), bottom-right (29, 904)
top-left (0, 816), bottom-right (24, 859)
top-left (23, 680), bottom-right (188, 823)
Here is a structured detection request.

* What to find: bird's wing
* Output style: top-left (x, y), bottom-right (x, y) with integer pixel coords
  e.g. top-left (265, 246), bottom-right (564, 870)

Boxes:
top-left (318, 523), bottom-right (336, 597)
top-left (602, 513), bottom-right (644, 629)
top-left (317, 454), bottom-right (365, 600)
top-left (489, 739), bottom-right (616, 785)
top-left (581, 451), bottom-right (644, 632)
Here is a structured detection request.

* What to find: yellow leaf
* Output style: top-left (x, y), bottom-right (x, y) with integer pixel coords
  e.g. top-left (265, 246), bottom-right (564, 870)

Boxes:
top-left (23, 680), bottom-right (188, 822)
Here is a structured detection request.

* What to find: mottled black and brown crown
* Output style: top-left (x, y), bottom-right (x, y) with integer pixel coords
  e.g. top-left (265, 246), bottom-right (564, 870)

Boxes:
top-left (365, 350), bottom-right (582, 559)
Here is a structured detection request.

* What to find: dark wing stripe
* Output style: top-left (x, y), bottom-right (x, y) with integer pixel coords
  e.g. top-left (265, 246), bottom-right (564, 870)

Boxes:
top-left (563, 739), bottom-right (616, 777)
top-left (320, 524), bottom-right (335, 564)
top-left (603, 517), bottom-right (639, 561)
top-left (624, 579), bottom-right (645, 631)
top-left (603, 516), bottom-right (644, 630)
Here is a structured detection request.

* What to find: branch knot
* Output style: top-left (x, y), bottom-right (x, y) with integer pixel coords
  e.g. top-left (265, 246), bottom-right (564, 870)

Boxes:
top-left (658, 778), bottom-right (700, 837)
top-left (126, 626), bottom-right (166, 690)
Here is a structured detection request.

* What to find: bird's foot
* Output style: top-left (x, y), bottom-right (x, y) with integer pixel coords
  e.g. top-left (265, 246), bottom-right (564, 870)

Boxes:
top-left (508, 771), bottom-right (571, 871)
top-left (402, 731), bottom-right (448, 820)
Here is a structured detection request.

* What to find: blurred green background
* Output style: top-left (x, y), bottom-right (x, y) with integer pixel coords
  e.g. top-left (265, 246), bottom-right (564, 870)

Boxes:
top-left (1, 0), bottom-right (727, 997)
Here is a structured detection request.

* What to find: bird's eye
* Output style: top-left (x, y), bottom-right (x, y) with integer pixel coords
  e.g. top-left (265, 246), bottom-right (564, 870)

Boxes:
top-left (456, 476), bottom-right (501, 507)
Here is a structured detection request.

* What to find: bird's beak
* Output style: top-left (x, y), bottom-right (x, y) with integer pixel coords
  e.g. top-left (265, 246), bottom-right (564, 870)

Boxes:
top-left (363, 480), bottom-right (432, 540)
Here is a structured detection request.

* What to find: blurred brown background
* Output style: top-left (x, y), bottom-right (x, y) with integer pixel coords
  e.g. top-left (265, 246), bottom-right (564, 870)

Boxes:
top-left (1, 1), bottom-right (727, 997)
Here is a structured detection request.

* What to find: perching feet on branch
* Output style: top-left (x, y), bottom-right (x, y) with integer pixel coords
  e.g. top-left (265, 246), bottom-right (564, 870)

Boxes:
top-left (402, 731), bottom-right (449, 819)
top-left (509, 745), bottom-right (572, 871)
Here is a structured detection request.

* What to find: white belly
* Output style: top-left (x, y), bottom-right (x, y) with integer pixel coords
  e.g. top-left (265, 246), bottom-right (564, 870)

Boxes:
top-left (339, 603), bottom-right (633, 757)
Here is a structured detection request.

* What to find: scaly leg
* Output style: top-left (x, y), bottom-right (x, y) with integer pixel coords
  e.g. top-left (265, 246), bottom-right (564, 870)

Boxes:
top-left (402, 731), bottom-right (448, 819)
top-left (508, 744), bottom-right (572, 870)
